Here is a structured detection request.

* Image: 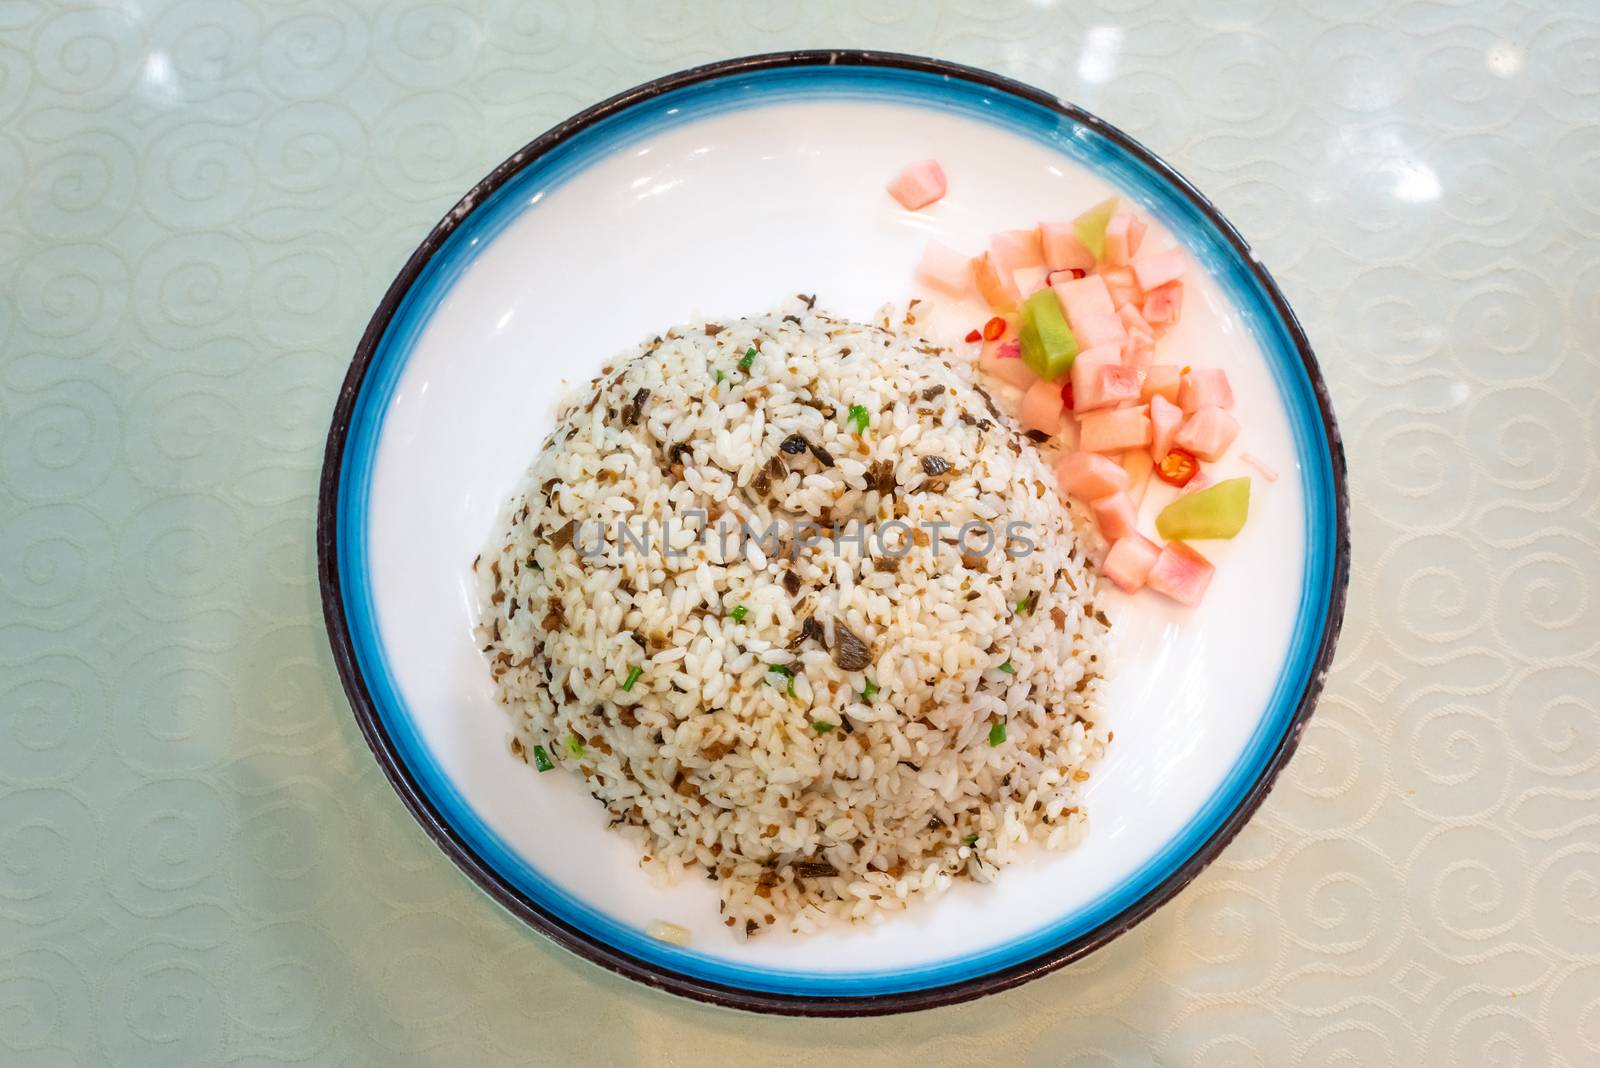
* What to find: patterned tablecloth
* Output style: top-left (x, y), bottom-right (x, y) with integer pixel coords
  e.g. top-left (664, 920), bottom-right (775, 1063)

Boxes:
top-left (4, 1), bottom-right (1596, 1063)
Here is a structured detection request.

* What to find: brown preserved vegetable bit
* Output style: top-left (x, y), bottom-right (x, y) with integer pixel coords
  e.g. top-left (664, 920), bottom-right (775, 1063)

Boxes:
top-left (920, 455), bottom-right (950, 476)
top-left (791, 860), bottom-right (839, 878)
top-left (830, 621), bottom-right (872, 671)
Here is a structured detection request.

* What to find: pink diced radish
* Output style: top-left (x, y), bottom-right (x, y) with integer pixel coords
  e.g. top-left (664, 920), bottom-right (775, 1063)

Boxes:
top-left (1130, 247), bottom-right (1186, 291)
top-left (1074, 343), bottom-right (1122, 368)
top-left (1118, 303), bottom-right (1153, 339)
top-left (1078, 405), bottom-right (1152, 453)
top-left (1038, 222), bottom-right (1095, 272)
top-left (1102, 214), bottom-right (1135, 266)
top-left (1072, 360), bottom-right (1140, 412)
top-left (1174, 406), bottom-right (1240, 462)
top-left (915, 241), bottom-right (971, 298)
top-left (1121, 330), bottom-right (1154, 376)
top-left (1102, 533), bottom-right (1160, 592)
top-left (1072, 310), bottom-right (1127, 350)
top-left (973, 248), bottom-right (1022, 310)
top-left (1242, 452), bottom-right (1279, 482)
top-left (1141, 281), bottom-right (1183, 329)
top-left (978, 340), bottom-right (1037, 390)
top-left (1146, 541), bottom-right (1215, 606)
top-left (1056, 451), bottom-right (1129, 501)
top-left (1091, 491), bottom-right (1139, 541)
top-left (994, 228), bottom-right (1044, 269)
top-left (1149, 393), bottom-right (1183, 462)
top-left (886, 159), bottom-right (947, 210)
top-left (1122, 448), bottom-right (1154, 505)
top-left (1097, 266), bottom-right (1140, 310)
top-left (1141, 365), bottom-right (1182, 404)
top-left (1019, 377), bottom-right (1066, 435)
top-left (1178, 367), bottom-right (1234, 412)
top-left (1179, 470), bottom-right (1213, 496)
top-left (1127, 216), bottom-right (1147, 258)
top-left (1053, 274), bottom-right (1117, 324)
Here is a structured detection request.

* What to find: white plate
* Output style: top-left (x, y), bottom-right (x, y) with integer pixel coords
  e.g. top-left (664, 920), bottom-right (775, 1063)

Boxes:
top-left (318, 52), bottom-right (1348, 1014)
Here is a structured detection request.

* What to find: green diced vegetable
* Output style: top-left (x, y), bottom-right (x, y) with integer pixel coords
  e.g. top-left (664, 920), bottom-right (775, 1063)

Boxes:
top-left (532, 744), bottom-right (554, 772)
top-left (847, 404), bottom-right (870, 434)
top-left (714, 369), bottom-right (725, 383)
top-left (998, 659), bottom-right (1016, 675)
top-left (861, 678), bottom-right (880, 702)
top-left (1155, 477), bottom-right (1251, 540)
top-left (988, 720), bottom-right (1007, 746)
top-left (563, 734), bottom-right (584, 758)
top-left (622, 665), bottom-right (643, 691)
top-left (729, 604), bottom-right (749, 622)
top-left (1018, 288), bottom-right (1079, 381)
top-left (962, 833), bottom-right (979, 845)
top-left (813, 722), bottom-right (835, 733)
top-left (739, 347), bottom-right (756, 371)
top-left (1073, 196), bottom-right (1119, 261)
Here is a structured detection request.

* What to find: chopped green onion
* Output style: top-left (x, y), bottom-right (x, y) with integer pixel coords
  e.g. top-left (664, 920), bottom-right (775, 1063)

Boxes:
top-left (962, 833), bottom-right (979, 845)
top-left (714, 369), bottom-right (725, 383)
top-left (767, 664), bottom-right (797, 698)
top-left (622, 665), bottom-right (643, 691)
top-left (861, 678), bottom-right (880, 702)
top-left (532, 744), bottom-right (554, 772)
top-left (563, 734), bottom-right (585, 758)
top-left (998, 659), bottom-right (1016, 675)
top-left (847, 404), bottom-right (870, 434)
top-left (813, 722), bottom-right (835, 733)
top-left (739, 347), bottom-right (756, 371)
top-left (1015, 597), bottom-right (1031, 615)
top-left (729, 604), bottom-right (749, 622)
top-left (988, 720), bottom-right (1007, 747)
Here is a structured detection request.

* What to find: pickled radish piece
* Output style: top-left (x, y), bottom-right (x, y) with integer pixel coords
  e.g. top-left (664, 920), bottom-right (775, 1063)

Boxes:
top-left (1178, 367), bottom-right (1234, 412)
top-left (1103, 533), bottom-right (1161, 592)
top-left (1055, 451), bottom-right (1129, 500)
top-left (1141, 280), bottom-right (1183, 328)
top-left (1038, 221), bottom-right (1095, 272)
top-left (973, 248), bottom-right (1022, 310)
top-left (1173, 406), bottom-right (1240, 462)
top-left (1122, 448), bottom-right (1154, 505)
top-left (1092, 491), bottom-right (1139, 540)
top-left (978, 341), bottom-right (1038, 390)
top-left (1103, 214), bottom-right (1135, 266)
top-left (1078, 405), bottom-right (1152, 453)
top-left (1146, 541), bottom-right (1215, 606)
top-left (1141, 365), bottom-right (1182, 404)
top-left (1099, 266), bottom-right (1142, 311)
top-left (1127, 216), bottom-right (1147, 258)
top-left (886, 159), bottom-right (947, 210)
top-left (1150, 393), bottom-right (1183, 462)
top-left (1072, 360), bottom-right (1140, 411)
top-left (1130, 247), bottom-right (1187, 291)
top-left (1019, 376), bottom-right (1066, 435)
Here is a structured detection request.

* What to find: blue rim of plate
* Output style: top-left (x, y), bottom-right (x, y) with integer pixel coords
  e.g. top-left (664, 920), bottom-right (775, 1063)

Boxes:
top-left (317, 50), bottom-right (1349, 1016)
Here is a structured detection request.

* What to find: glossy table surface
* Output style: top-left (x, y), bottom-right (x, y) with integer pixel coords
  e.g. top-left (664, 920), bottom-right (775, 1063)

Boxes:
top-left (3, 1), bottom-right (1597, 1063)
